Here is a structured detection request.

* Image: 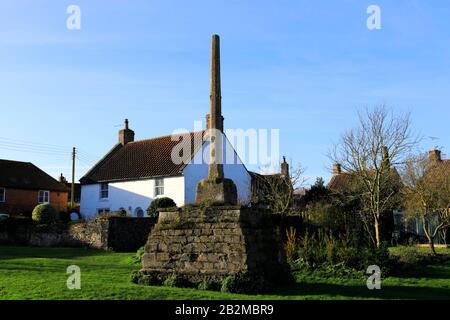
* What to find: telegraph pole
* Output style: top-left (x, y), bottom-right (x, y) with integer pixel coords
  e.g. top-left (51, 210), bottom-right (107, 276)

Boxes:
top-left (71, 147), bottom-right (76, 209)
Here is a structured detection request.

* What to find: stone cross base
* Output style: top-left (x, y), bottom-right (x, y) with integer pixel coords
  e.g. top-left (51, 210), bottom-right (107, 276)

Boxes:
top-left (195, 178), bottom-right (238, 205)
top-left (140, 207), bottom-right (291, 291)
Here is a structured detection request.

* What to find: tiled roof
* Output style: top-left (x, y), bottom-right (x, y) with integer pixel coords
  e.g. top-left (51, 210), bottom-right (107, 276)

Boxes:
top-left (80, 131), bottom-right (206, 184)
top-left (0, 159), bottom-right (68, 192)
top-left (328, 173), bottom-right (356, 193)
top-left (328, 167), bottom-right (402, 193)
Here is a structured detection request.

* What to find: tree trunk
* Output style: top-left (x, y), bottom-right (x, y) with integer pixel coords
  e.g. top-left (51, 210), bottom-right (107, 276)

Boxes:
top-left (374, 219), bottom-right (381, 248)
top-left (429, 238), bottom-right (437, 256)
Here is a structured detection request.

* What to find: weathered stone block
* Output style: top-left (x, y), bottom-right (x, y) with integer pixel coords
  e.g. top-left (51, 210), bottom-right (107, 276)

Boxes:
top-left (141, 207), bottom-right (290, 290)
top-left (195, 178), bottom-right (238, 205)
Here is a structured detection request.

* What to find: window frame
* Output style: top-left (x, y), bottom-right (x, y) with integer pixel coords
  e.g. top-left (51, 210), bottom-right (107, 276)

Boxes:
top-left (97, 208), bottom-right (110, 215)
top-left (38, 190), bottom-right (50, 204)
top-left (154, 178), bottom-right (164, 196)
top-left (0, 188), bottom-right (5, 203)
top-left (100, 183), bottom-right (109, 200)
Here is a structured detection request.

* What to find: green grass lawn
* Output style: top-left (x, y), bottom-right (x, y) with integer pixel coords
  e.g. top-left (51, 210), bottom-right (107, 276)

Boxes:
top-left (1, 246), bottom-right (449, 300)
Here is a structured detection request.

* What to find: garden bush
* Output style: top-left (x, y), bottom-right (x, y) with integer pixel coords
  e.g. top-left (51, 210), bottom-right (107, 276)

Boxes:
top-left (31, 204), bottom-right (59, 224)
top-left (130, 270), bottom-right (163, 286)
top-left (163, 274), bottom-right (192, 288)
top-left (197, 279), bottom-right (221, 291)
top-left (220, 272), bottom-right (266, 294)
top-left (291, 230), bottom-right (397, 277)
top-left (132, 246), bottom-right (145, 264)
top-left (147, 197), bottom-right (176, 218)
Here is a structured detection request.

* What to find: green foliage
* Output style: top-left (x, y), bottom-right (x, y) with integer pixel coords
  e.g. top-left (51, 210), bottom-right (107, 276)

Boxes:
top-left (197, 279), bottom-right (221, 291)
top-left (163, 274), bottom-right (192, 288)
top-left (130, 270), bottom-right (163, 286)
top-left (131, 246), bottom-right (145, 264)
top-left (221, 272), bottom-right (266, 294)
top-left (31, 204), bottom-right (59, 224)
top-left (147, 197), bottom-right (176, 218)
top-left (285, 227), bottom-right (298, 261)
top-left (291, 230), bottom-right (396, 277)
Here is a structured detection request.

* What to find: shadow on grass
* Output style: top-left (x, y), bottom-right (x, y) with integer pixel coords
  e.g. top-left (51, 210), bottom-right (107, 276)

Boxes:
top-left (272, 281), bottom-right (450, 300)
top-left (0, 245), bottom-right (108, 260)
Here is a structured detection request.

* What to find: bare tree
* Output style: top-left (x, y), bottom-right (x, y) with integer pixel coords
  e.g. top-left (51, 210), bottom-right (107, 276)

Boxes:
top-left (330, 105), bottom-right (420, 247)
top-left (255, 162), bottom-right (306, 216)
top-left (403, 154), bottom-right (450, 255)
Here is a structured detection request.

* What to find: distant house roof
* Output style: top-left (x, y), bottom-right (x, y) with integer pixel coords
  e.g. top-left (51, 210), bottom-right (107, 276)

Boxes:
top-left (80, 131), bottom-right (206, 184)
top-left (0, 159), bottom-right (68, 192)
top-left (328, 167), bottom-right (402, 193)
top-left (328, 173), bottom-right (356, 193)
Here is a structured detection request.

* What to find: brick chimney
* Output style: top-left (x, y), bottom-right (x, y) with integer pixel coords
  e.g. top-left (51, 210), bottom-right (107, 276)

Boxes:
top-left (333, 163), bottom-right (342, 175)
top-left (59, 173), bottom-right (67, 184)
top-left (281, 156), bottom-right (289, 177)
top-left (118, 119), bottom-right (135, 145)
top-left (429, 149), bottom-right (442, 163)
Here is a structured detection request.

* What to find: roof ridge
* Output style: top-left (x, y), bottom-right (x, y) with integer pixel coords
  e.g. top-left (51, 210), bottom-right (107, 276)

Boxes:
top-left (0, 158), bottom-right (32, 164)
top-left (129, 130), bottom-right (205, 145)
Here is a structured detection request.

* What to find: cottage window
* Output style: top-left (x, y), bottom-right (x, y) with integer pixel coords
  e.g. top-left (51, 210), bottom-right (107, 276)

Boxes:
top-left (0, 188), bottom-right (5, 202)
top-left (100, 183), bottom-right (109, 199)
top-left (155, 178), bottom-right (164, 196)
top-left (97, 208), bottom-right (110, 215)
top-left (38, 190), bottom-right (50, 204)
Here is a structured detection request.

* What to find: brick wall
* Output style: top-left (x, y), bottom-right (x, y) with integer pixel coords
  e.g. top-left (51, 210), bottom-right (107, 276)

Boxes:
top-left (0, 188), bottom-right (68, 216)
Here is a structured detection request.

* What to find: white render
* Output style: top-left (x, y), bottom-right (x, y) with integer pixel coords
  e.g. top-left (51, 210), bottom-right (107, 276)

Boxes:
top-left (80, 133), bottom-right (252, 219)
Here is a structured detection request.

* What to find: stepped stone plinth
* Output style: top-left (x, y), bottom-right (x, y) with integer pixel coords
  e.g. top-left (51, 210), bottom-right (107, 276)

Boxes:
top-left (141, 207), bottom-right (290, 288)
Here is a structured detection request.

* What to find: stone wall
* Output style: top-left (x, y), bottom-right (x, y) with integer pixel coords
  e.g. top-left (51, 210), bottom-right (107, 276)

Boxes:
top-left (0, 217), bottom-right (155, 252)
top-left (141, 207), bottom-right (290, 285)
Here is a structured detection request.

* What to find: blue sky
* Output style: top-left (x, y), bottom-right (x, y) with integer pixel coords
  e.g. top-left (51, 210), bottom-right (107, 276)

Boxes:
top-left (1, 0), bottom-right (449, 184)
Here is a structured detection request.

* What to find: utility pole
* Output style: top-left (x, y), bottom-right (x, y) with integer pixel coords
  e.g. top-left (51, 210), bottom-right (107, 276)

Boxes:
top-left (71, 147), bottom-right (76, 209)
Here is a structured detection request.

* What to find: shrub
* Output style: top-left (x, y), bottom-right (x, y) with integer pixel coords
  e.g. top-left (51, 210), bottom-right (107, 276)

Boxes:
top-left (59, 211), bottom-right (71, 223)
top-left (147, 197), bottom-right (176, 219)
top-left (130, 270), bottom-right (163, 286)
top-left (197, 279), bottom-right (221, 291)
top-left (132, 246), bottom-right (145, 264)
top-left (220, 272), bottom-right (266, 294)
top-left (31, 204), bottom-right (59, 224)
top-left (163, 274), bottom-right (192, 288)
top-left (292, 231), bottom-right (397, 277)
top-left (285, 227), bottom-right (297, 262)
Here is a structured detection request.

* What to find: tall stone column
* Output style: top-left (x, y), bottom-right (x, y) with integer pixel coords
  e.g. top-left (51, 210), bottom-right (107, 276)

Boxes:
top-left (196, 35), bottom-right (237, 205)
top-left (208, 34), bottom-right (224, 180)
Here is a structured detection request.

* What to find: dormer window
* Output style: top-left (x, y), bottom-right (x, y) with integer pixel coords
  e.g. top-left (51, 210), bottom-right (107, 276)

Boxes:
top-left (100, 183), bottom-right (109, 199)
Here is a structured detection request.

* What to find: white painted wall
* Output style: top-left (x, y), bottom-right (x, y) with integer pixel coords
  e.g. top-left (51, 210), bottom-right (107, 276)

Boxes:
top-left (183, 133), bottom-right (252, 205)
top-left (80, 176), bottom-right (185, 219)
top-left (80, 132), bottom-right (251, 218)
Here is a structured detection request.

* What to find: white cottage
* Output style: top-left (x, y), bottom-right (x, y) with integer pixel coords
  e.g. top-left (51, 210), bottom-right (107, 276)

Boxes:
top-left (79, 119), bottom-right (252, 218)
